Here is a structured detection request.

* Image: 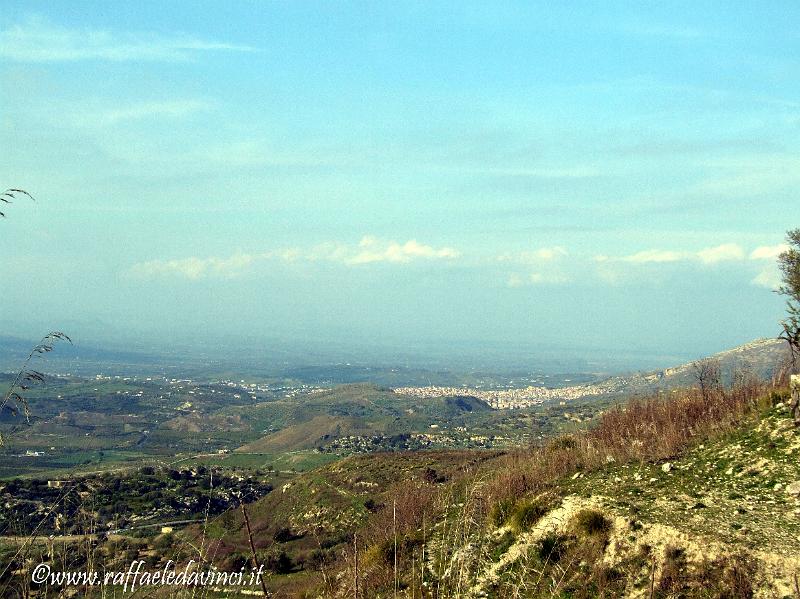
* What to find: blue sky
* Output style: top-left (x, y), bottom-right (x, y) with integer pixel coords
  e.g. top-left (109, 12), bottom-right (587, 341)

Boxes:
top-left (1, 2), bottom-right (799, 362)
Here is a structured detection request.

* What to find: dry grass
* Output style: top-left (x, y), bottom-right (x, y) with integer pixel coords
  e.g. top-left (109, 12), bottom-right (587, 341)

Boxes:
top-left (334, 365), bottom-right (785, 597)
top-left (484, 373), bottom-right (774, 510)
top-left (0, 188), bottom-right (36, 218)
top-left (0, 331), bottom-right (72, 445)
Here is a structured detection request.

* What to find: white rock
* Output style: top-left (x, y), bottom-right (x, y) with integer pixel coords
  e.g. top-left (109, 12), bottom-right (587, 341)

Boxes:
top-left (661, 462), bottom-right (672, 473)
top-left (785, 481), bottom-right (800, 496)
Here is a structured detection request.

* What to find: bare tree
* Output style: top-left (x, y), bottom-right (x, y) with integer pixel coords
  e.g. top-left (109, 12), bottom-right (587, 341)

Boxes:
top-left (778, 229), bottom-right (800, 371)
top-left (691, 358), bottom-right (721, 402)
top-left (776, 229), bottom-right (800, 424)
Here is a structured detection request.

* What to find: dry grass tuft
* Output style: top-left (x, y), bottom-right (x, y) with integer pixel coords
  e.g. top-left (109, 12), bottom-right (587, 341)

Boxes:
top-left (0, 331), bottom-right (72, 445)
top-left (0, 188), bottom-right (36, 218)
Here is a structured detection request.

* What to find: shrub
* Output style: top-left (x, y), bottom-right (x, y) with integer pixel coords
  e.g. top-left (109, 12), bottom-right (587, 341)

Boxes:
top-left (223, 551), bottom-right (250, 571)
top-left (488, 498), bottom-right (514, 528)
top-left (363, 539), bottom-right (394, 567)
top-left (549, 435), bottom-right (577, 450)
top-left (573, 509), bottom-right (611, 537)
top-left (509, 498), bottom-right (550, 533)
top-left (363, 498), bottom-right (381, 512)
top-left (659, 545), bottom-right (688, 593)
top-left (489, 530), bottom-right (516, 562)
top-left (306, 548), bottom-right (328, 568)
top-left (719, 557), bottom-right (755, 599)
top-left (272, 526), bottom-right (298, 543)
top-left (152, 532), bottom-right (174, 550)
top-left (262, 549), bottom-right (293, 574)
top-left (538, 532), bottom-right (570, 562)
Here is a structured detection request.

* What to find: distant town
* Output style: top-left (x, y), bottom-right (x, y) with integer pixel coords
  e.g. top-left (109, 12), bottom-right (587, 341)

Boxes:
top-left (392, 383), bottom-right (605, 409)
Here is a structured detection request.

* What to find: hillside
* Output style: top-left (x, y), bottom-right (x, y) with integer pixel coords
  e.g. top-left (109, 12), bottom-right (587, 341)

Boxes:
top-left (590, 338), bottom-right (789, 396)
top-left (233, 384), bottom-right (496, 453)
top-left (201, 372), bottom-right (799, 597)
top-left (465, 401), bottom-right (800, 597)
top-left (188, 450), bottom-right (503, 596)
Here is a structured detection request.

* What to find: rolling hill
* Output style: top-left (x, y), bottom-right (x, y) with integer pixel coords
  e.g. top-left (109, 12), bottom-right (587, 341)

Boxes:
top-left (234, 384), bottom-right (495, 453)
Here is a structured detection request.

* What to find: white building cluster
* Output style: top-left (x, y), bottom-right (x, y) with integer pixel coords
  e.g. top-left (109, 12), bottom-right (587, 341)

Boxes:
top-left (392, 383), bottom-right (603, 409)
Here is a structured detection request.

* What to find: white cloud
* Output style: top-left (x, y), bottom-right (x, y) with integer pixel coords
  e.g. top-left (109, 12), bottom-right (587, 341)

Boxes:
top-left (535, 246), bottom-right (568, 261)
top-left (590, 243), bottom-right (754, 287)
top-left (619, 249), bottom-right (687, 264)
top-left (601, 243), bottom-right (745, 265)
top-left (750, 244), bottom-right (789, 260)
top-left (128, 237), bottom-right (461, 279)
top-left (0, 17), bottom-right (255, 63)
top-left (498, 246), bottom-right (568, 264)
top-left (130, 252), bottom-right (255, 280)
top-left (506, 273), bottom-right (525, 288)
top-left (501, 246), bottom-right (570, 286)
top-left (594, 264), bottom-right (623, 285)
top-left (696, 243), bottom-right (745, 264)
top-left (747, 245), bottom-right (787, 289)
top-left (346, 236), bottom-right (460, 265)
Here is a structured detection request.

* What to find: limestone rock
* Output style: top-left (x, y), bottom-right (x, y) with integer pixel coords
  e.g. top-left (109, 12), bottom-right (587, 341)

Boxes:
top-left (784, 481), bottom-right (800, 496)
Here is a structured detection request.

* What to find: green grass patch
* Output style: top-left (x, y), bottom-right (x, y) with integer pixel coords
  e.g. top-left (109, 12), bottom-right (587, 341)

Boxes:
top-left (490, 530), bottom-right (516, 562)
top-left (509, 497), bottom-right (552, 533)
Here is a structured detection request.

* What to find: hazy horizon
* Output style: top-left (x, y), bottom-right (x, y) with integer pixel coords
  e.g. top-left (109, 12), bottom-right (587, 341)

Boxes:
top-left (2, 2), bottom-right (799, 359)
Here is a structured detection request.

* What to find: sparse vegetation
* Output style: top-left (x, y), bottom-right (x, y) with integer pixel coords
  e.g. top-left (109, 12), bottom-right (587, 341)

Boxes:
top-left (0, 332), bottom-right (71, 446)
top-left (326, 365), bottom-right (795, 598)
